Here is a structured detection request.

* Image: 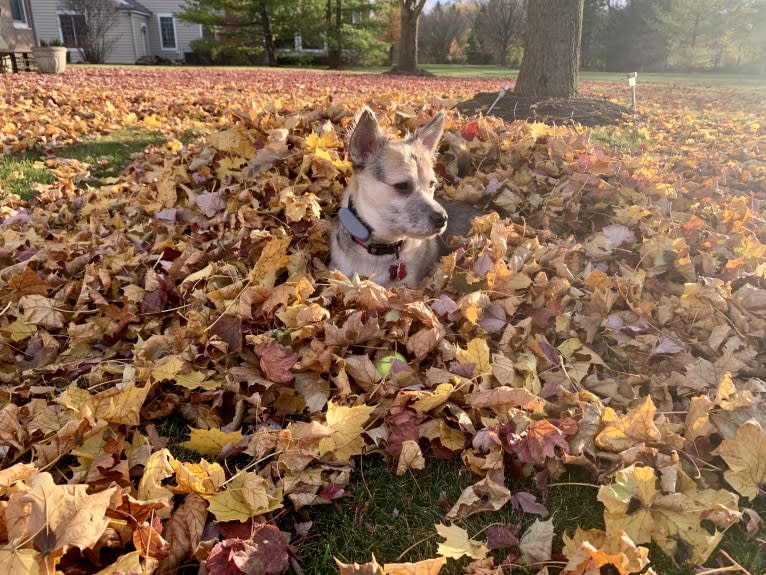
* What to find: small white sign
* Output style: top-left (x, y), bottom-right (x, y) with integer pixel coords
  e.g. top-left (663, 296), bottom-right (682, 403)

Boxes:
top-left (628, 72), bottom-right (637, 87)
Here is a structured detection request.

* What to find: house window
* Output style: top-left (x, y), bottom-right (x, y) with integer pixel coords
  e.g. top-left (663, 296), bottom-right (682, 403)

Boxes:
top-left (10, 0), bottom-right (28, 26)
top-left (158, 15), bottom-right (177, 50)
top-left (59, 13), bottom-right (87, 48)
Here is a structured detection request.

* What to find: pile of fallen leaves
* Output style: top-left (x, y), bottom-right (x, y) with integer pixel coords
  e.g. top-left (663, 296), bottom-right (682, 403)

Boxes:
top-left (0, 68), bottom-right (765, 575)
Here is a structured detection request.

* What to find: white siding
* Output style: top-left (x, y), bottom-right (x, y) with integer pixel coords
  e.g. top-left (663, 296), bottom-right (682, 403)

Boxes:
top-left (27, 0), bottom-right (202, 64)
top-left (136, 0), bottom-right (203, 59)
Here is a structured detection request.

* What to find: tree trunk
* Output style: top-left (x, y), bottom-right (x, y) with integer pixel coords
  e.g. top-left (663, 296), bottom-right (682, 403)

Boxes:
top-left (515, 0), bottom-right (583, 99)
top-left (396, 0), bottom-right (426, 73)
top-left (327, 0), bottom-right (342, 68)
top-left (259, 2), bottom-right (277, 66)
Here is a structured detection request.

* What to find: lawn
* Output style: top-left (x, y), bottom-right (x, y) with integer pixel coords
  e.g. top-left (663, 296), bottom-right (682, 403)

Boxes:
top-left (0, 65), bottom-right (764, 575)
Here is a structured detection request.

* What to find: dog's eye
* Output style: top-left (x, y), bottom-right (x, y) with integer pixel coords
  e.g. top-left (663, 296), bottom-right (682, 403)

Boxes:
top-left (393, 181), bottom-right (412, 194)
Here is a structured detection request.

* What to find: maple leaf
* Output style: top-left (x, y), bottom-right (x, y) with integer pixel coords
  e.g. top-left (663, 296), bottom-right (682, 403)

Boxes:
top-left (447, 476), bottom-right (511, 521)
top-left (0, 548), bottom-right (40, 575)
top-left (170, 458), bottom-right (226, 495)
top-left (251, 336), bottom-right (298, 384)
top-left (519, 518), bottom-right (554, 565)
top-left (241, 524), bottom-right (290, 575)
top-left (713, 419), bottom-right (766, 499)
top-left (561, 528), bottom-right (649, 575)
top-left (205, 471), bottom-right (283, 522)
top-left (455, 337), bottom-right (491, 377)
top-left (595, 396), bottom-right (662, 452)
top-left (318, 401), bottom-right (375, 463)
top-left (181, 428), bottom-right (245, 457)
top-left (15, 472), bottom-right (116, 557)
top-left (511, 419), bottom-right (570, 464)
top-left (435, 523), bottom-right (488, 560)
top-left (396, 440), bottom-right (426, 475)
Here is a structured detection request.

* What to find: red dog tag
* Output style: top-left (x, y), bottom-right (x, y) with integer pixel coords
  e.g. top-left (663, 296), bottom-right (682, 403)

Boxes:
top-left (389, 262), bottom-right (407, 281)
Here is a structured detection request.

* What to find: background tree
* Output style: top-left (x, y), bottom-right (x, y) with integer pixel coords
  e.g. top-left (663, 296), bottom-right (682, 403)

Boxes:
top-left (514, 0), bottom-right (583, 98)
top-left (326, 0), bottom-right (391, 68)
top-left (580, 0), bottom-right (609, 70)
top-left (419, 2), bottom-right (473, 63)
top-left (58, 0), bottom-right (120, 63)
top-left (179, 0), bottom-right (283, 65)
top-left (473, 0), bottom-right (525, 67)
top-left (394, 0), bottom-right (427, 73)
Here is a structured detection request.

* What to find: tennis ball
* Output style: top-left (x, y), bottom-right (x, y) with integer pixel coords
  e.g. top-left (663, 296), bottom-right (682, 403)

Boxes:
top-left (374, 352), bottom-right (407, 377)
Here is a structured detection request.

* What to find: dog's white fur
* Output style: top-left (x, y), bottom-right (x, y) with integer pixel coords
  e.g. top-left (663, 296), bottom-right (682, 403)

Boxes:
top-left (329, 107), bottom-right (448, 288)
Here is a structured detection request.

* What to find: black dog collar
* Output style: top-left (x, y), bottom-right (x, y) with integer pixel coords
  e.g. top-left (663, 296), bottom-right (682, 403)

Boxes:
top-left (339, 198), bottom-right (407, 281)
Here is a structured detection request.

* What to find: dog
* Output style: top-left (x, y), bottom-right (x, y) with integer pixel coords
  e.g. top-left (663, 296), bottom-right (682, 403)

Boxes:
top-left (329, 106), bottom-right (450, 288)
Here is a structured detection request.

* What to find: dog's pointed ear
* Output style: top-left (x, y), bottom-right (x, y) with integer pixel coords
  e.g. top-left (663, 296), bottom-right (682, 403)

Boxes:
top-left (348, 106), bottom-right (386, 166)
top-left (415, 111), bottom-right (445, 156)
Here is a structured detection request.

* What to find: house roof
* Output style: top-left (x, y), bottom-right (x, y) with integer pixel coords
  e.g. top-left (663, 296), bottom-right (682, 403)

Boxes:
top-left (118, 0), bottom-right (151, 14)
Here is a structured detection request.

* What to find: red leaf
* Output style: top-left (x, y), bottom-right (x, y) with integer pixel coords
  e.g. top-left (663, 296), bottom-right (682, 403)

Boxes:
top-left (511, 491), bottom-right (549, 517)
top-left (487, 524), bottom-right (519, 550)
top-left (254, 339), bottom-right (298, 383)
top-left (511, 419), bottom-right (569, 464)
top-left (242, 524), bottom-right (289, 575)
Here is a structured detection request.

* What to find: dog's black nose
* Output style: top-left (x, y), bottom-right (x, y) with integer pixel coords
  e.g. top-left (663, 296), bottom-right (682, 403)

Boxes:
top-left (430, 211), bottom-right (447, 228)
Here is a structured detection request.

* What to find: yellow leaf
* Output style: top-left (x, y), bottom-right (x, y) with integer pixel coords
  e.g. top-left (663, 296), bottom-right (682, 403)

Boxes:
top-left (151, 356), bottom-right (208, 389)
top-left (207, 126), bottom-right (257, 156)
top-left (280, 187), bottom-right (321, 223)
top-left (435, 523), bottom-right (488, 560)
top-left (318, 401), bottom-right (374, 462)
top-left (595, 396), bottom-right (662, 452)
top-left (735, 235), bottom-right (766, 261)
top-left (714, 419), bottom-right (766, 499)
top-left (248, 236), bottom-right (292, 288)
top-left (597, 465), bottom-right (657, 545)
top-left (181, 428), bottom-right (245, 457)
top-left (83, 379), bottom-right (151, 426)
top-left (1, 317), bottom-right (36, 342)
top-left (562, 528), bottom-right (649, 574)
top-left (396, 440), bottom-right (425, 475)
top-left (0, 548), bottom-right (40, 575)
top-left (18, 472), bottom-right (116, 554)
top-left (137, 448), bottom-right (175, 516)
top-left (171, 459), bottom-right (226, 495)
top-left (205, 471), bottom-right (282, 521)
top-left (93, 551), bottom-right (143, 575)
top-left (455, 338), bottom-right (491, 377)
top-left (411, 383), bottom-right (454, 413)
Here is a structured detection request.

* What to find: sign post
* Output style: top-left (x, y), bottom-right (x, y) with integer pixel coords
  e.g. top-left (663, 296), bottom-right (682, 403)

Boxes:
top-left (627, 72), bottom-right (637, 112)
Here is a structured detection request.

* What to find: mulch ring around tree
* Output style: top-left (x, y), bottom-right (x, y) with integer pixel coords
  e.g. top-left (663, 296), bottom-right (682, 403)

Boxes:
top-left (457, 91), bottom-right (633, 127)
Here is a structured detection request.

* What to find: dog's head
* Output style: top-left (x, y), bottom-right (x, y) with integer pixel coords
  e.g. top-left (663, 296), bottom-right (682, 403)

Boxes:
top-left (345, 107), bottom-right (448, 243)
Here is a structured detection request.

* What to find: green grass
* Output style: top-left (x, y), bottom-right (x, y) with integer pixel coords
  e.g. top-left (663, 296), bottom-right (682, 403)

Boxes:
top-left (295, 456), bottom-right (766, 574)
top-left (0, 153), bottom-right (56, 200)
top-left (356, 64), bottom-right (766, 87)
top-left (296, 457), bottom-right (599, 574)
top-left (61, 129), bottom-right (168, 183)
top-left (0, 129), bottom-right (168, 201)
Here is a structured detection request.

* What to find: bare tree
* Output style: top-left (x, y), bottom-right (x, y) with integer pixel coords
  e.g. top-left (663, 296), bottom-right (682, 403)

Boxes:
top-left (474, 0), bottom-right (525, 66)
top-left (59, 0), bottom-right (121, 63)
top-left (420, 2), bottom-right (474, 64)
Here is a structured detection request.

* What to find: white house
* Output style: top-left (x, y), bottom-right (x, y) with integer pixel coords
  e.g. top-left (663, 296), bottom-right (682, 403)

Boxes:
top-left (28, 0), bottom-right (207, 64)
